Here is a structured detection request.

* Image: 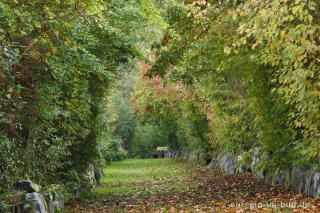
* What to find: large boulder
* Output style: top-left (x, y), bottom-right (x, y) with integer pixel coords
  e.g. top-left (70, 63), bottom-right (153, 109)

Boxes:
top-left (206, 159), bottom-right (218, 169)
top-left (48, 191), bottom-right (64, 213)
top-left (251, 147), bottom-right (260, 173)
top-left (14, 180), bottom-right (41, 193)
top-left (313, 172), bottom-right (320, 198)
top-left (207, 155), bottom-right (225, 170)
top-left (174, 151), bottom-right (180, 158)
top-left (272, 169), bottom-right (285, 186)
top-left (298, 173), bottom-right (306, 194)
top-left (88, 164), bottom-right (104, 185)
top-left (167, 150), bottom-right (180, 158)
top-left (264, 170), bottom-right (273, 185)
top-left (234, 154), bottom-right (251, 174)
top-left (220, 155), bottom-right (237, 175)
top-left (290, 167), bottom-right (305, 192)
top-left (95, 168), bottom-right (104, 185)
top-left (87, 164), bottom-right (96, 184)
top-left (23, 192), bottom-right (48, 213)
top-left (305, 167), bottom-right (315, 196)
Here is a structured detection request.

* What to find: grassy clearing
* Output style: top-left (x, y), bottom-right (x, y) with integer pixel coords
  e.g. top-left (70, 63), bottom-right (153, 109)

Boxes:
top-left (95, 158), bottom-right (195, 197)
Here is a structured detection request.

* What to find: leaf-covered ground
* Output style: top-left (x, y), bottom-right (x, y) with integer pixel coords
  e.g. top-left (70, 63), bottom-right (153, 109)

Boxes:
top-left (66, 159), bottom-right (320, 212)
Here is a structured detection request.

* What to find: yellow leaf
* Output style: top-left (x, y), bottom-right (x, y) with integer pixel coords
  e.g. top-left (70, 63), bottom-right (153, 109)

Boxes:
top-left (261, 9), bottom-right (267, 17)
top-left (52, 47), bottom-right (57, 54)
top-left (232, 13), bottom-right (237, 21)
top-left (224, 47), bottom-right (231, 55)
top-left (295, 121), bottom-right (302, 127)
top-left (239, 11), bottom-right (245, 16)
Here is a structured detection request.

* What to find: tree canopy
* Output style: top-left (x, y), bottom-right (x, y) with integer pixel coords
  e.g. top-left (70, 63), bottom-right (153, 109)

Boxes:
top-left (1, 0), bottom-right (320, 209)
top-left (133, 0), bottom-right (320, 169)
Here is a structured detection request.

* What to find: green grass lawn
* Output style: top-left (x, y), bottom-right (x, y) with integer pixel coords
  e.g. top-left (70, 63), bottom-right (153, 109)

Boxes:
top-left (95, 158), bottom-right (195, 198)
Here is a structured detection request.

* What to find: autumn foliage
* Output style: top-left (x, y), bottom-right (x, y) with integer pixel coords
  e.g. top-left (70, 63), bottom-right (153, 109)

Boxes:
top-left (133, 0), bottom-right (320, 170)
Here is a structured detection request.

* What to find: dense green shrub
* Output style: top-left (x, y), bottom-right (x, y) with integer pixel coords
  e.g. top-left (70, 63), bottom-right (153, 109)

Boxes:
top-left (0, 136), bottom-right (20, 209)
top-left (104, 137), bottom-right (128, 163)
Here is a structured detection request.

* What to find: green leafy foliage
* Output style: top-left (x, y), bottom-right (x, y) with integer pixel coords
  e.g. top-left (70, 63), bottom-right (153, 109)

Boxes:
top-left (133, 0), bottom-right (320, 170)
top-left (2, 0), bottom-right (320, 207)
top-left (0, 136), bottom-right (20, 209)
top-left (104, 137), bottom-right (127, 164)
top-left (107, 72), bottom-right (176, 159)
top-left (0, 0), bottom-right (164, 206)
top-left (130, 123), bottom-right (173, 158)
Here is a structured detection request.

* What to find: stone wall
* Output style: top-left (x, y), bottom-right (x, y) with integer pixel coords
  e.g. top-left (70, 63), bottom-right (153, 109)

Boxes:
top-left (166, 148), bottom-right (320, 198)
top-left (11, 180), bottom-right (64, 213)
top-left (9, 165), bottom-right (103, 213)
top-left (166, 150), bottom-right (180, 158)
top-left (206, 150), bottom-right (320, 199)
top-left (167, 150), bottom-right (210, 165)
